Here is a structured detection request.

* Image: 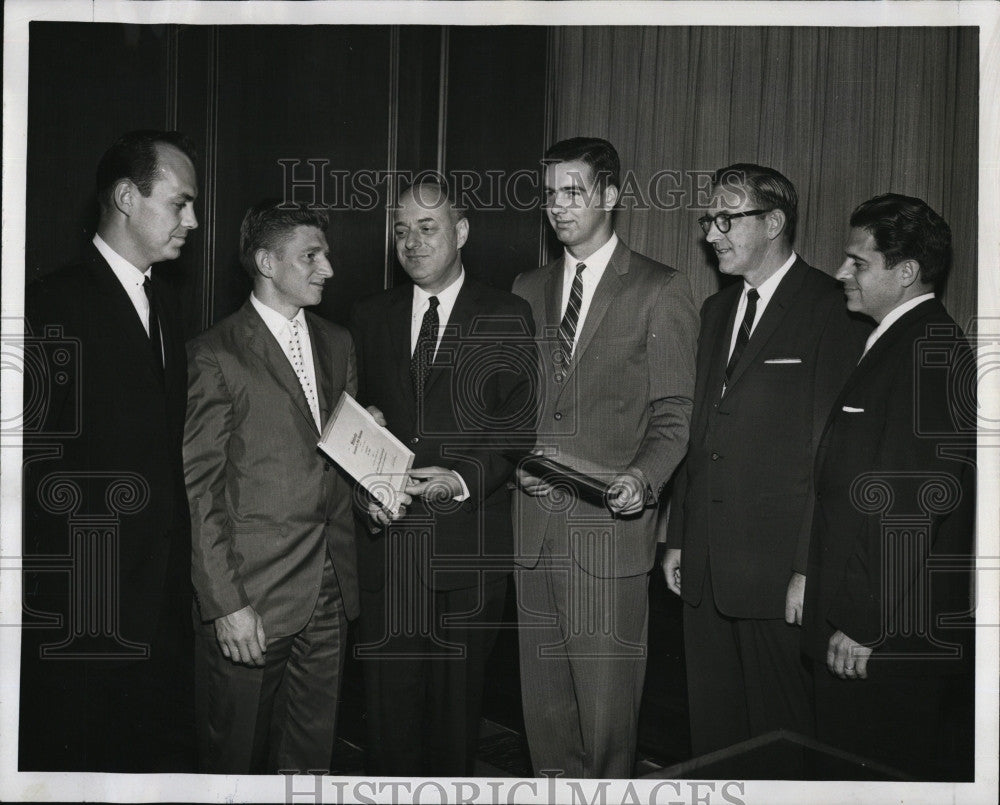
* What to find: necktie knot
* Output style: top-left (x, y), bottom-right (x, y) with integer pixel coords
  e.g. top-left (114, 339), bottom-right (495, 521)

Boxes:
top-left (428, 295), bottom-right (440, 311)
top-left (747, 288), bottom-right (760, 303)
top-left (575, 262), bottom-right (586, 277)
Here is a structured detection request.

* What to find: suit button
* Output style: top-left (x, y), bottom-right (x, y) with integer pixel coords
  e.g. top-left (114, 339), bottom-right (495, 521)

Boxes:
top-left (711, 452), bottom-right (720, 460)
top-left (554, 372), bottom-right (564, 383)
top-left (325, 517), bottom-right (332, 526)
top-left (554, 412), bottom-right (563, 421)
top-left (410, 437), bottom-right (420, 445)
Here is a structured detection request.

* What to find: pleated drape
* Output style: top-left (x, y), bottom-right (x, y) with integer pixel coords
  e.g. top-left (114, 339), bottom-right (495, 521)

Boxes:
top-left (549, 27), bottom-right (978, 329)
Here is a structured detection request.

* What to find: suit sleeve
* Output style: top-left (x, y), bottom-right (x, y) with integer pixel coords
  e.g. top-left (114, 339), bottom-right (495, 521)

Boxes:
top-left (628, 269), bottom-right (698, 498)
top-left (184, 338), bottom-right (249, 621)
top-left (793, 299), bottom-right (871, 573)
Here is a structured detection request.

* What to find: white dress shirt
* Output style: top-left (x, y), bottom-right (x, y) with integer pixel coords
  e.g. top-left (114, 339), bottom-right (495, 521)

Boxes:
top-left (94, 234), bottom-right (162, 351)
top-left (727, 251), bottom-right (798, 360)
top-left (559, 233), bottom-right (619, 353)
top-left (862, 293), bottom-right (936, 357)
top-left (410, 269), bottom-right (466, 358)
top-left (250, 293), bottom-right (321, 429)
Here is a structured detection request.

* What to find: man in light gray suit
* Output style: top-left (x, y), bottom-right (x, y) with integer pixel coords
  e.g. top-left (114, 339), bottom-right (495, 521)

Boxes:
top-left (184, 201), bottom-right (359, 773)
top-left (512, 137), bottom-right (698, 778)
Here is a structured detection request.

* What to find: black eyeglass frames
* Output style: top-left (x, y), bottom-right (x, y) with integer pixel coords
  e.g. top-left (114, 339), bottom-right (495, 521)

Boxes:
top-left (698, 209), bottom-right (769, 234)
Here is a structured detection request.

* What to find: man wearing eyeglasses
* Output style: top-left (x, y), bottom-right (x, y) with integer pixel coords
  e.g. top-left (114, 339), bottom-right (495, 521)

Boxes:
top-left (664, 163), bottom-right (870, 756)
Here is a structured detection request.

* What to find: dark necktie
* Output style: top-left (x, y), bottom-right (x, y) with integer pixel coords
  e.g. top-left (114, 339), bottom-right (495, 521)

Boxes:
top-left (723, 287), bottom-right (759, 392)
top-left (410, 295), bottom-right (440, 398)
top-left (557, 262), bottom-right (586, 364)
top-left (143, 276), bottom-right (164, 372)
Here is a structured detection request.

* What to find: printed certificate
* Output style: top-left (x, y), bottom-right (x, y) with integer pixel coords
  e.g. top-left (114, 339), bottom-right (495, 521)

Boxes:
top-left (318, 391), bottom-right (414, 514)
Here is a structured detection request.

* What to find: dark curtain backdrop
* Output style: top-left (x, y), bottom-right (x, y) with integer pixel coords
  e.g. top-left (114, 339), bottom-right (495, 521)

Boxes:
top-left (548, 26), bottom-right (978, 329)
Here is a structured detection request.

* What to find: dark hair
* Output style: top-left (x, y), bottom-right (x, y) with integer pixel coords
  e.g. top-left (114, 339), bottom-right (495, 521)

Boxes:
top-left (712, 163), bottom-right (798, 242)
top-left (849, 193), bottom-right (952, 287)
top-left (543, 137), bottom-right (621, 193)
top-left (239, 200), bottom-right (329, 277)
top-left (398, 176), bottom-right (466, 221)
top-left (95, 130), bottom-right (197, 210)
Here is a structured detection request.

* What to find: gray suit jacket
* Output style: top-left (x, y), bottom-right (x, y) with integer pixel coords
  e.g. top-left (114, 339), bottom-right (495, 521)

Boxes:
top-left (184, 300), bottom-right (360, 637)
top-left (512, 238), bottom-right (698, 578)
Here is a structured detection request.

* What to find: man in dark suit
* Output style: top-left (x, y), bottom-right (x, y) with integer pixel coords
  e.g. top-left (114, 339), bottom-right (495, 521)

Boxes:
top-left (803, 194), bottom-right (975, 779)
top-left (512, 137), bottom-right (698, 778)
top-left (184, 201), bottom-right (359, 774)
top-left (350, 181), bottom-right (536, 776)
top-left (20, 130), bottom-right (199, 771)
top-left (664, 163), bottom-right (870, 756)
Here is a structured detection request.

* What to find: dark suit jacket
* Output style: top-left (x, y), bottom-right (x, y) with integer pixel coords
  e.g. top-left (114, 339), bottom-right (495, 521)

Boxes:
top-left (667, 257), bottom-right (871, 618)
top-left (802, 298), bottom-right (975, 674)
top-left (350, 277), bottom-right (537, 593)
top-left (184, 300), bottom-right (360, 635)
top-left (512, 239), bottom-right (699, 579)
top-left (22, 245), bottom-right (191, 650)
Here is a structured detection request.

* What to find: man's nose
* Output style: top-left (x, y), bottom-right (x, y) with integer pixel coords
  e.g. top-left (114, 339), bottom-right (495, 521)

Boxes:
top-left (182, 204), bottom-right (198, 230)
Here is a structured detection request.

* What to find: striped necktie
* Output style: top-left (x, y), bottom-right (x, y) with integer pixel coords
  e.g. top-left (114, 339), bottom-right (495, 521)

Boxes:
top-left (557, 262), bottom-right (586, 364)
top-left (723, 287), bottom-right (759, 393)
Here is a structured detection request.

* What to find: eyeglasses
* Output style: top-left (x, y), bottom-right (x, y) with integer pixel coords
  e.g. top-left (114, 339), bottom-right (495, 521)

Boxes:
top-left (698, 209), bottom-right (769, 234)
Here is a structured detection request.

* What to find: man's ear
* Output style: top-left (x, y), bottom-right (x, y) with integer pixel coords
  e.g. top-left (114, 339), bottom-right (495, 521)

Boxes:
top-left (602, 183), bottom-right (619, 211)
top-left (765, 209), bottom-right (787, 241)
top-left (455, 217), bottom-right (470, 250)
top-left (897, 258), bottom-right (921, 288)
top-left (113, 180), bottom-right (133, 216)
top-left (254, 248), bottom-right (272, 278)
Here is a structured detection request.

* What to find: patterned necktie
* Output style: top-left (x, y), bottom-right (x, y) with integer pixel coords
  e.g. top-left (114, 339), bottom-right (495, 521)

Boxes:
top-left (410, 295), bottom-right (440, 399)
top-left (723, 287), bottom-right (760, 393)
top-left (288, 319), bottom-right (321, 429)
top-left (142, 276), bottom-right (163, 372)
top-left (557, 262), bottom-right (586, 364)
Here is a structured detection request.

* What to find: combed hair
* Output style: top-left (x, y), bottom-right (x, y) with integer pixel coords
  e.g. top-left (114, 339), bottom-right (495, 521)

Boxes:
top-left (543, 137), bottom-right (621, 193)
top-left (712, 163), bottom-right (798, 242)
top-left (239, 200), bottom-right (329, 277)
top-left (849, 193), bottom-right (952, 287)
top-left (95, 130), bottom-right (197, 210)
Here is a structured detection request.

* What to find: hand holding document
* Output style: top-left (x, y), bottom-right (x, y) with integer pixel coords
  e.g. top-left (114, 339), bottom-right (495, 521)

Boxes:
top-left (318, 392), bottom-right (414, 515)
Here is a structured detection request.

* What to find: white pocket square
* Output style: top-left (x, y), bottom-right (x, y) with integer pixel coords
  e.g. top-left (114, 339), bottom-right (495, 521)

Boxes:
top-left (764, 358), bottom-right (802, 364)
top-left (842, 406), bottom-right (865, 413)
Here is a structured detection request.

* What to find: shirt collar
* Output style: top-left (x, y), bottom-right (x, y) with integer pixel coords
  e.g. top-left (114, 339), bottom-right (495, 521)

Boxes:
top-left (94, 233), bottom-right (150, 285)
top-left (744, 251), bottom-right (797, 304)
top-left (413, 267), bottom-right (465, 317)
top-left (563, 233), bottom-right (619, 275)
top-left (864, 293), bottom-right (936, 354)
top-left (250, 292), bottom-right (307, 341)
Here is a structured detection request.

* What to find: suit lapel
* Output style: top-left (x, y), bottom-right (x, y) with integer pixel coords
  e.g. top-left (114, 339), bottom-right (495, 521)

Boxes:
top-left (724, 258), bottom-right (808, 394)
top-left (560, 239), bottom-right (628, 386)
top-left (306, 312), bottom-right (334, 425)
top-left (422, 279), bottom-right (480, 400)
top-left (705, 283), bottom-right (742, 404)
top-left (543, 259), bottom-right (563, 332)
top-left (241, 301), bottom-right (318, 434)
top-left (88, 250), bottom-right (164, 385)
